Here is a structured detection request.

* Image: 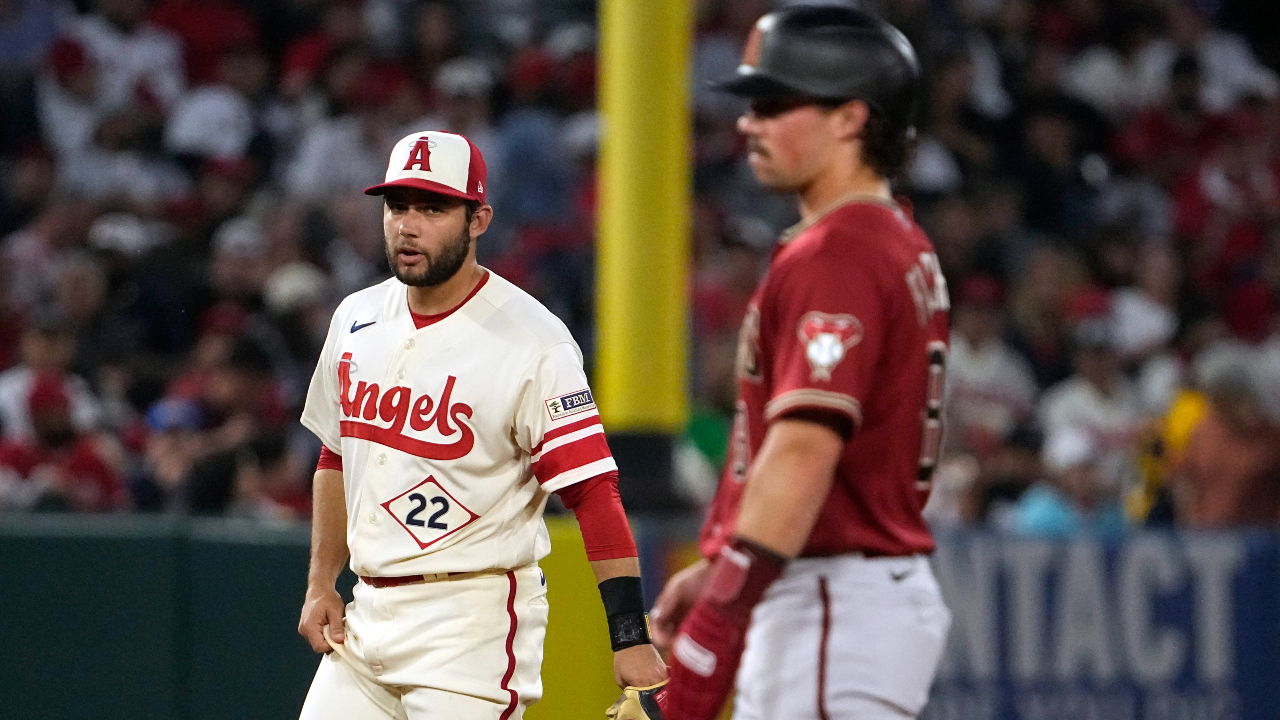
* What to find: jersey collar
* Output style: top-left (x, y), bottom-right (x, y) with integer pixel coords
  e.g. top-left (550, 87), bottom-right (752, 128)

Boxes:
top-left (779, 192), bottom-right (900, 245)
top-left (406, 269), bottom-right (491, 329)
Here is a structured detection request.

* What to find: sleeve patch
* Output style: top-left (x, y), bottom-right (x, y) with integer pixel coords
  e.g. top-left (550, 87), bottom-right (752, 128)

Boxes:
top-left (797, 312), bottom-right (863, 381)
top-left (546, 388), bottom-right (596, 421)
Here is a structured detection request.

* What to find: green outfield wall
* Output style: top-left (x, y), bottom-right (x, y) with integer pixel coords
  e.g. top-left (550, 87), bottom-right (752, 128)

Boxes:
top-left (0, 514), bottom-right (621, 720)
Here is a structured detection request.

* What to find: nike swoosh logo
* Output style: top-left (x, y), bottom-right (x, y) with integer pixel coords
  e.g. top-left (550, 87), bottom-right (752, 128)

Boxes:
top-left (350, 320), bottom-right (377, 333)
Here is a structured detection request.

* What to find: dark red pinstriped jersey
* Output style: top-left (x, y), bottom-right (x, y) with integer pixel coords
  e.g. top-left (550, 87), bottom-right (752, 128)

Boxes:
top-left (699, 198), bottom-right (951, 559)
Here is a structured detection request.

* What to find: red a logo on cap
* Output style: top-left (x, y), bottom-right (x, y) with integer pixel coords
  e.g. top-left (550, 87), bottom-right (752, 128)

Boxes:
top-left (403, 138), bottom-right (433, 172)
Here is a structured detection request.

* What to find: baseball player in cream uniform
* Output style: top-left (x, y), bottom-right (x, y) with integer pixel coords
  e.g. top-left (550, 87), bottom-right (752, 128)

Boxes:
top-left (296, 130), bottom-right (665, 720)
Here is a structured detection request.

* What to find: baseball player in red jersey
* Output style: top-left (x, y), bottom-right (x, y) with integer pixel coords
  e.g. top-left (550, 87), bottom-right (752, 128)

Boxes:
top-left (608, 7), bottom-right (951, 720)
top-left (295, 129), bottom-right (665, 719)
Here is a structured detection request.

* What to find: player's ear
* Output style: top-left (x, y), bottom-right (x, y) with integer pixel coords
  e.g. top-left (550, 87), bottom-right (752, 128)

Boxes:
top-left (830, 99), bottom-right (870, 143)
top-left (469, 204), bottom-right (494, 238)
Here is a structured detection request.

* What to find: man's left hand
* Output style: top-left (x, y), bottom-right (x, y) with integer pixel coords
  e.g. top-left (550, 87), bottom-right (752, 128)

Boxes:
top-left (614, 643), bottom-right (668, 688)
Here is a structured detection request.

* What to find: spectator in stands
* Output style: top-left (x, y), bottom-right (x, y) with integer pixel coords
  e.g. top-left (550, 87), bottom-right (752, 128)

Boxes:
top-left (0, 311), bottom-right (103, 442)
top-left (196, 336), bottom-right (284, 455)
top-left (0, 371), bottom-right (126, 512)
top-left (1163, 1), bottom-right (1279, 114)
top-left (926, 53), bottom-right (1002, 179)
top-left (34, 37), bottom-right (100, 164)
top-left (1010, 102), bottom-right (1098, 237)
top-left (1111, 244), bottom-right (1181, 366)
top-left (2, 196), bottom-right (97, 313)
top-left (492, 47), bottom-right (573, 233)
top-left (284, 46), bottom-right (389, 198)
top-left (946, 275), bottom-right (1038, 457)
top-left (1014, 425), bottom-right (1127, 536)
top-left (1170, 356), bottom-right (1280, 527)
top-left (50, 252), bottom-right (140, 379)
top-left (1172, 113), bottom-right (1279, 294)
top-left (405, 0), bottom-right (459, 89)
top-left (928, 194), bottom-right (985, 282)
top-left (1039, 297), bottom-right (1144, 497)
top-left (165, 42), bottom-right (273, 167)
top-left (1060, 5), bottom-right (1169, 123)
top-left (209, 215), bottom-right (270, 310)
top-left (128, 397), bottom-right (202, 511)
top-left (1113, 53), bottom-right (1225, 188)
top-left (149, 0), bottom-right (260, 87)
top-left (434, 58), bottom-right (500, 181)
top-left (1008, 42), bottom-right (1110, 157)
top-left (1007, 246), bottom-right (1085, 389)
top-left (65, 0), bottom-right (185, 115)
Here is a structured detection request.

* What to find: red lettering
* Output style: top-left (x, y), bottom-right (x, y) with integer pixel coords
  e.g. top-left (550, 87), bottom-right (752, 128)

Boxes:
top-left (336, 374), bottom-right (478, 461)
top-left (410, 393), bottom-right (435, 431)
top-left (402, 139), bottom-right (432, 172)
top-left (338, 353), bottom-right (355, 416)
top-left (341, 417), bottom-right (475, 461)
top-left (353, 382), bottom-right (380, 420)
top-left (378, 386), bottom-right (412, 434)
top-left (428, 376), bottom-right (459, 436)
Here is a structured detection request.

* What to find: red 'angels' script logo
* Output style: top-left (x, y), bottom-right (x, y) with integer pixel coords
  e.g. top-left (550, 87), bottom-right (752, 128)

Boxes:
top-left (338, 352), bottom-right (474, 459)
top-left (797, 312), bottom-right (863, 381)
top-left (402, 137), bottom-right (435, 172)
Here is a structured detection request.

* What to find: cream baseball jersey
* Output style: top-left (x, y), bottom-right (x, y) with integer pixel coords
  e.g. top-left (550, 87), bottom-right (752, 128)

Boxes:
top-left (301, 271), bottom-right (615, 577)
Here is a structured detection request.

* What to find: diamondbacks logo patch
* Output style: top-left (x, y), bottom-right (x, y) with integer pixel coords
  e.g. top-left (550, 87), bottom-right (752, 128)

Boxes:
top-left (546, 389), bottom-right (596, 421)
top-left (797, 312), bottom-right (863, 381)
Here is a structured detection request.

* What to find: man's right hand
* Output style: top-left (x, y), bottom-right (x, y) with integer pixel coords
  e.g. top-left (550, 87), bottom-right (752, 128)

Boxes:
top-left (649, 558), bottom-right (711, 653)
top-left (299, 586), bottom-right (346, 653)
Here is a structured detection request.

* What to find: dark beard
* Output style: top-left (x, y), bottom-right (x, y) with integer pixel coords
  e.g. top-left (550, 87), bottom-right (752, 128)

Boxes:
top-left (387, 227), bottom-right (472, 287)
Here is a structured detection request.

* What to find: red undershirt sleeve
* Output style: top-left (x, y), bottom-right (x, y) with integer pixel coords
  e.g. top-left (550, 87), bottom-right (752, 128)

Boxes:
top-left (316, 445), bottom-right (343, 472)
top-left (554, 470), bottom-right (637, 561)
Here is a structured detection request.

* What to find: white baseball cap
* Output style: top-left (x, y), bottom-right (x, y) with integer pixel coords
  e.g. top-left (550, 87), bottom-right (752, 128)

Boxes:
top-left (364, 129), bottom-right (487, 204)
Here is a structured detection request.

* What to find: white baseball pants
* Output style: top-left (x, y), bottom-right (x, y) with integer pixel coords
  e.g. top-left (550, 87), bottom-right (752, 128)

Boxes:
top-left (733, 553), bottom-right (951, 720)
top-left (298, 564), bottom-right (548, 720)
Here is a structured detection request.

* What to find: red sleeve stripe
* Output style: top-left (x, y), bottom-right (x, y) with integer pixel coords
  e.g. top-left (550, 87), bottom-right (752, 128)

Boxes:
top-left (530, 413), bottom-right (602, 455)
top-left (531, 424), bottom-right (605, 462)
top-left (532, 432), bottom-right (614, 485)
top-left (540, 457), bottom-right (619, 493)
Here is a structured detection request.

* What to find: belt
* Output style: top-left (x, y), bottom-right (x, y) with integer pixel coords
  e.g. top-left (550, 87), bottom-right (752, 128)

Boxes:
top-left (359, 568), bottom-right (508, 588)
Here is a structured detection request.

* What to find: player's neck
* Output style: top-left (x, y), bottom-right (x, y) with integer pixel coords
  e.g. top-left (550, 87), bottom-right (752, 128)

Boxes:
top-left (797, 162), bottom-right (891, 222)
top-left (405, 259), bottom-right (486, 316)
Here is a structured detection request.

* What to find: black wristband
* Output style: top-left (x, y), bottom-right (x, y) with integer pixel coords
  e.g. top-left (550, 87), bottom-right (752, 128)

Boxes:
top-left (599, 576), bottom-right (651, 651)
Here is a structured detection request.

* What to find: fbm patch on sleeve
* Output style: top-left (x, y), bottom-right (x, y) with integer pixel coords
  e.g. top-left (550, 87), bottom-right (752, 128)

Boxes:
top-left (546, 389), bottom-right (596, 421)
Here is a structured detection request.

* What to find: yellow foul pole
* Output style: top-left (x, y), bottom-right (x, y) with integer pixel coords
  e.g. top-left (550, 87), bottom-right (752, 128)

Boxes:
top-left (596, 0), bottom-right (692, 433)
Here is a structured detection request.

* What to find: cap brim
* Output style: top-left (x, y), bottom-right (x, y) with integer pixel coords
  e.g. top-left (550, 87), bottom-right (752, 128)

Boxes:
top-left (712, 67), bottom-right (810, 98)
top-left (364, 178), bottom-right (479, 202)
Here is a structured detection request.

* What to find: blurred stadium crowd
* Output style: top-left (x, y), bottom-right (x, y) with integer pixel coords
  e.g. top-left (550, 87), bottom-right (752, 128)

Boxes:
top-left (0, 0), bottom-right (1277, 533)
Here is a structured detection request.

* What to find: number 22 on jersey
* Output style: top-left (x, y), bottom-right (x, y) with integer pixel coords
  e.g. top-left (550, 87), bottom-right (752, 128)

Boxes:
top-left (381, 476), bottom-right (480, 549)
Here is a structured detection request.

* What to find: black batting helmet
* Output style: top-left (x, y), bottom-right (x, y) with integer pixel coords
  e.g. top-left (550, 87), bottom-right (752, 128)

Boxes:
top-left (715, 4), bottom-right (922, 139)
